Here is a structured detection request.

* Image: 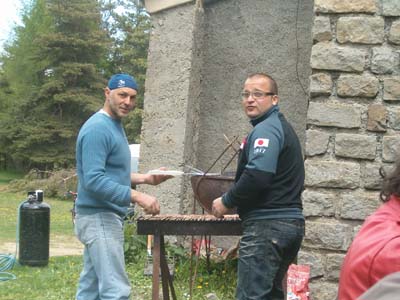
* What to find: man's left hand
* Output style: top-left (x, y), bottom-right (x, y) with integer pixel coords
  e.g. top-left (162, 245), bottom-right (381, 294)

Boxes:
top-left (212, 197), bottom-right (230, 218)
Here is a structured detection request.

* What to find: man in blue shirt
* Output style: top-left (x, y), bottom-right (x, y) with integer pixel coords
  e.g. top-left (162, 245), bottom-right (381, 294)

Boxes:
top-left (75, 74), bottom-right (171, 300)
top-left (212, 73), bottom-right (305, 300)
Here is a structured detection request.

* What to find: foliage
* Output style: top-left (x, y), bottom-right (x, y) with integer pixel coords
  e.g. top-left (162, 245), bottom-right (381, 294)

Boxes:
top-left (0, 0), bottom-right (54, 170)
top-left (0, 170), bottom-right (24, 186)
top-left (101, 0), bottom-right (151, 142)
top-left (6, 168), bottom-right (77, 198)
top-left (0, 0), bottom-right (150, 171)
top-left (0, 0), bottom-right (109, 171)
top-left (123, 216), bottom-right (148, 263)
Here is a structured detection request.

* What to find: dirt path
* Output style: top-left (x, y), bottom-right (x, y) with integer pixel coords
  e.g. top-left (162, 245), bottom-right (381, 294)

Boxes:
top-left (0, 235), bottom-right (83, 256)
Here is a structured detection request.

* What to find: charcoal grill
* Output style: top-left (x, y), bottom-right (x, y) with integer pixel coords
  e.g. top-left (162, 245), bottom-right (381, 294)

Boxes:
top-left (190, 174), bottom-right (235, 214)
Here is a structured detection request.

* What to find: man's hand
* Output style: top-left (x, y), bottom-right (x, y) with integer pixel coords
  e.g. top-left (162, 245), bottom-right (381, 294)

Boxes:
top-left (131, 190), bottom-right (160, 215)
top-left (212, 197), bottom-right (230, 218)
top-left (130, 167), bottom-right (173, 186)
top-left (145, 173), bottom-right (173, 185)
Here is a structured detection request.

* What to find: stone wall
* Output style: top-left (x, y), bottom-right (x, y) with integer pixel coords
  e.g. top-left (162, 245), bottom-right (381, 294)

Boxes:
top-left (301, 0), bottom-right (400, 299)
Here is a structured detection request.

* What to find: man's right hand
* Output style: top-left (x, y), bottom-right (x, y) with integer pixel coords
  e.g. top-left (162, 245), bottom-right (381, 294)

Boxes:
top-left (131, 190), bottom-right (160, 215)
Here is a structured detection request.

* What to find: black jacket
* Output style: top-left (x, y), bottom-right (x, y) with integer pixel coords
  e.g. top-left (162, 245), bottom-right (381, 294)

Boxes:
top-left (222, 105), bottom-right (304, 220)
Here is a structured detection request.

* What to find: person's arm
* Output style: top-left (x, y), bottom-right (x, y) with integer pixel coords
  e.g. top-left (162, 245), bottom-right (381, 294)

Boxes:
top-left (129, 169), bottom-right (172, 215)
top-left (130, 189), bottom-right (160, 215)
top-left (222, 128), bottom-right (282, 209)
top-left (130, 171), bottom-right (172, 186)
top-left (222, 169), bottom-right (274, 208)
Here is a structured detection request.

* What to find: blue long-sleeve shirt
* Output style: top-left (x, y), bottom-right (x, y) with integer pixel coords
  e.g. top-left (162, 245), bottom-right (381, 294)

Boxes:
top-left (75, 111), bottom-right (131, 216)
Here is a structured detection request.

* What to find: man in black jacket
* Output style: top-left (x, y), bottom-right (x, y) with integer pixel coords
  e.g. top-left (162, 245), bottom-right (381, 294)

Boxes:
top-left (212, 73), bottom-right (305, 300)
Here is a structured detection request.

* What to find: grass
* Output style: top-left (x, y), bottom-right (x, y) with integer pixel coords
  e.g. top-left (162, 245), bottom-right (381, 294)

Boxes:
top-left (0, 256), bottom-right (82, 300)
top-left (0, 170), bottom-right (24, 186)
top-left (0, 191), bottom-right (75, 243)
top-left (0, 252), bottom-right (237, 300)
top-left (0, 170), bottom-right (237, 299)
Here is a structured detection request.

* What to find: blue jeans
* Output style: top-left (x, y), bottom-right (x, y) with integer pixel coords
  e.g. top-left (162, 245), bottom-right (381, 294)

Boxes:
top-left (74, 212), bottom-right (131, 300)
top-left (236, 218), bottom-right (305, 300)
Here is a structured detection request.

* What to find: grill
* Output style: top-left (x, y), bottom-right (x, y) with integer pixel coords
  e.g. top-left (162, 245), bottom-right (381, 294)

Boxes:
top-left (137, 137), bottom-right (242, 300)
top-left (190, 174), bottom-right (236, 214)
top-left (137, 214), bottom-right (242, 300)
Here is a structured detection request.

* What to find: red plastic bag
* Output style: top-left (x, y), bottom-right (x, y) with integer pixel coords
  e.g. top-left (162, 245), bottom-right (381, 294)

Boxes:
top-left (286, 264), bottom-right (310, 300)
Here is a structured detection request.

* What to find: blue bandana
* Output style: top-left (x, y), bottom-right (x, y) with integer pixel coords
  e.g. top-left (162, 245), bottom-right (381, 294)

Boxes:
top-left (108, 74), bottom-right (138, 91)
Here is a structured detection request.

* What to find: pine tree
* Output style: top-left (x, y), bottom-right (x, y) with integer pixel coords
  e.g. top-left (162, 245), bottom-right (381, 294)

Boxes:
top-left (0, 0), bottom-right (151, 171)
top-left (0, 0), bottom-right (109, 170)
top-left (102, 0), bottom-right (150, 143)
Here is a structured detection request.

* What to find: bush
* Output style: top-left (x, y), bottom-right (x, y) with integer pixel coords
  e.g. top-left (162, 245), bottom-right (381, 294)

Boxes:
top-left (6, 168), bottom-right (77, 198)
top-left (124, 219), bottom-right (148, 263)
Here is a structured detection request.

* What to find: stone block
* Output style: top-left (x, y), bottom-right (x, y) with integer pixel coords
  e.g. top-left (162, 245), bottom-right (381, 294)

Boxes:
top-left (311, 42), bottom-right (366, 72)
top-left (388, 107), bottom-right (400, 130)
top-left (304, 221), bottom-right (353, 250)
top-left (362, 162), bottom-right (385, 190)
top-left (383, 77), bottom-right (400, 101)
top-left (305, 129), bottom-right (330, 156)
top-left (339, 191), bottom-right (381, 220)
top-left (367, 104), bottom-right (387, 132)
top-left (307, 102), bottom-right (361, 128)
top-left (310, 73), bottom-right (333, 96)
top-left (382, 0), bottom-right (400, 16)
top-left (382, 136), bottom-right (400, 162)
top-left (389, 20), bottom-right (400, 44)
top-left (371, 46), bottom-right (398, 74)
top-left (326, 254), bottom-right (345, 280)
top-left (337, 74), bottom-right (379, 98)
top-left (302, 189), bottom-right (336, 217)
top-left (313, 16), bottom-right (332, 42)
top-left (314, 0), bottom-right (377, 13)
top-left (337, 17), bottom-right (384, 44)
top-left (335, 133), bottom-right (377, 160)
top-left (309, 281), bottom-right (339, 300)
top-left (298, 250), bottom-right (325, 278)
top-left (305, 160), bottom-right (360, 189)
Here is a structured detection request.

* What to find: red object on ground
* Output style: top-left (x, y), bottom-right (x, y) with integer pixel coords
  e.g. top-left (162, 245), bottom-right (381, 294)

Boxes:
top-left (286, 264), bottom-right (310, 300)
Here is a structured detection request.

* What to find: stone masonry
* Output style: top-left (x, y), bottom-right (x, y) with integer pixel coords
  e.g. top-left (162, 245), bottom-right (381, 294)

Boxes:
top-left (304, 0), bottom-right (400, 299)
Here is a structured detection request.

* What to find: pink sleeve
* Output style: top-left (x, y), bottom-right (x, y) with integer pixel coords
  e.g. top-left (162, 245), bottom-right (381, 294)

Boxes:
top-left (370, 237), bottom-right (400, 286)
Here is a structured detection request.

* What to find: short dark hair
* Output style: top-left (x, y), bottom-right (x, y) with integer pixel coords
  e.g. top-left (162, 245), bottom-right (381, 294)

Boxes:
top-left (380, 159), bottom-right (400, 202)
top-left (247, 72), bottom-right (278, 95)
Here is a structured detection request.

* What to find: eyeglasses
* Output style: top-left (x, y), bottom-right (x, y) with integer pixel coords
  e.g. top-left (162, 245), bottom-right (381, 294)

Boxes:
top-left (241, 91), bottom-right (275, 100)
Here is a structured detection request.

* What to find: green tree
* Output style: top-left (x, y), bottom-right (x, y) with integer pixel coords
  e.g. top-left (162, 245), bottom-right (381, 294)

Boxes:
top-left (0, 0), bottom-right (54, 170)
top-left (0, 0), bottom-right (109, 170)
top-left (0, 0), bottom-right (151, 171)
top-left (102, 0), bottom-right (151, 143)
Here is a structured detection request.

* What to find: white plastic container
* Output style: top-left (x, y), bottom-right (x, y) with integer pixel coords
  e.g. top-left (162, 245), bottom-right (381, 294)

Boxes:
top-left (129, 144), bottom-right (140, 173)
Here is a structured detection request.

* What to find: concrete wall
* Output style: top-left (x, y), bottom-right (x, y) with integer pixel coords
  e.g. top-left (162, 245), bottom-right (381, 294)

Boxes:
top-left (140, 0), bottom-right (313, 216)
top-left (197, 0), bottom-right (313, 174)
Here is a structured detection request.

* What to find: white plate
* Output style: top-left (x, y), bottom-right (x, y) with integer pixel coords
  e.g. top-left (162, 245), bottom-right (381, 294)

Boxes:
top-left (147, 170), bottom-right (185, 176)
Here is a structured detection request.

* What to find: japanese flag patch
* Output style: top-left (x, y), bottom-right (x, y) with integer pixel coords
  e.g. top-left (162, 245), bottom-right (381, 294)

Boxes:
top-left (254, 138), bottom-right (269, 149)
